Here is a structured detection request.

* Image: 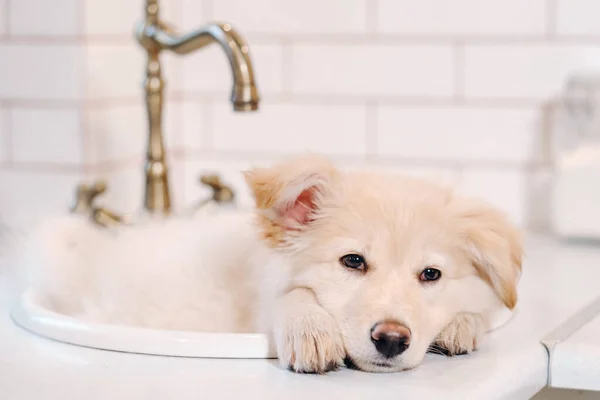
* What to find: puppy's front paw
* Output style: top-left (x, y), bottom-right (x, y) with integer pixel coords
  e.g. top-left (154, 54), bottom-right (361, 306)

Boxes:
top-left (433, 312), bottom-right (485, 356)
top-left (275, 307), bottom-right (345, 374)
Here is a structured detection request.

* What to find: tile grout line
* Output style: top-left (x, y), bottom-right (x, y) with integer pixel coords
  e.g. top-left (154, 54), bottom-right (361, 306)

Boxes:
top-left (453, 40), bottom-right (466, 101)
top-left (280, 39), bottom-right (294, 95)
top-left (184, 150), bottom-right (541, 170)
top-left (4, 0), bottom-right (9, 38)
top-left (178, 149), bottom-right (188, 208)
top-left (365, 101), bottom-right (378, 161)
top-left (0, 95), bottom-right (552, 108)
top-left (546, 0), bottom-right (557, 38)
top-left (3, 32), bottom-right (600, 45)
top-left (365, 0), bottom-right (379, 33)
top-left (201, 100), bottom-right (214, 152)
top-left (163, 0), bottom-right (185, 165)
top-left (175, 93), bottom-right (548, 107)
top-left (78, 0), bottom-right (89, 177)
top-left (203, 33), bottom-right (600, 45)
top-left (454, 164), bottom-right (465, 187)
top-left (7, 161), bottom-right (88, 173)
top-left (169, 95), bottom-right (185, 208)
top-left (0, 103), bottom-right (3, 166)
top-left (37, 153), bottom-right (537, 179)
top-left (241, 33), bottom-right (600, 44)
top-left (175, 97), bottom-right (186, 154)
top-left (4, 102), bottom-right (13, 165)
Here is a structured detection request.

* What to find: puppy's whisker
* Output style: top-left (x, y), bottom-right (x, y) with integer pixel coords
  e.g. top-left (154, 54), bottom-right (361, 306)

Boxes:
top-left (427, 349), bottom-right (446, 356)
top-left (427, 344), bottom-right (451, 357)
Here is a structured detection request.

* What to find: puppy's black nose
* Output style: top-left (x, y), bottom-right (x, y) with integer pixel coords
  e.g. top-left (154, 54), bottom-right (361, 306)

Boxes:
top-left (371, 321), bottom-right (411, 359)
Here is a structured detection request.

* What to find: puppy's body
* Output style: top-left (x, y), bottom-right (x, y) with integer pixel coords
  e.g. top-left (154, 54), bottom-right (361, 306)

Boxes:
top-left (24, 155), bottom-right (522, 373)
top-left (28, 209), bottom-right (264, 333)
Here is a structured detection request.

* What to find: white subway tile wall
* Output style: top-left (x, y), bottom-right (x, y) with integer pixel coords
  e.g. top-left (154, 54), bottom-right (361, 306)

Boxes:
top-left (459, 167), bottom-right (527, 226)
top-left (83, 0), bottom-right (180, 36)
top-left (556, 0), bottom-right (600, 36)
top-left (182, 44), bottom-right (284, 96)
top-left (85, 162), bottom-right (188, 218)
top-left (10, 108), bottom-right (81, 164)
top-left (83, 0), bottom-right (142, 36)
top-left (212, 102), bottom-right (367, 155)
top-left (376, 106), bottom-right (540, 163)
top-left (179, 0), bottom-right (207, 32)
top-left (0, 44), bottom-right (82, 100)
top-left (377, 0), bottom-right (547, 36)
top-left (0, 170), bottom-right (82, 227)
top-left (290, 44), bottom-right (454, 97)
top-left (9, 0), bottom-right (79, 36)
top-left (180, 101), bottom-right (206, 152)
top-left (87, 166), bottom-right (146, 215)
top-left (86, 100), bottom-right (182, 164)
top-left (1, 0), bottom-right (599, 229)
top-left (86, 44), bottom-right (183, 98)
top-left (86, 104), bottom-right (148, 164)
top-left (464, 45), bottom-right (600, 100)
top-left (211, 0), bottom-right (369, 34)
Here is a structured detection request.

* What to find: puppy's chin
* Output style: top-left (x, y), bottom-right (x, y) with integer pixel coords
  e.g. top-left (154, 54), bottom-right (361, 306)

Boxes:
top-left (344, 356), bottom-right (416, 373)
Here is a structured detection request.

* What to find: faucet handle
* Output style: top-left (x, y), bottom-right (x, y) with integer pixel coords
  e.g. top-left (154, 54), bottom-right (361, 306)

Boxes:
top-left (199, 174), bottom-right (235, 203)
top-left (71, 180), bottom-right (108, 213)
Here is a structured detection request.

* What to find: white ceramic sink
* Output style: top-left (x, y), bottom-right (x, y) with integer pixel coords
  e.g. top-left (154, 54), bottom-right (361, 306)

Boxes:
top-left (11, 289), bottom-right (275, 359)
top-left (11, 287), bottom-right (515, 360)
top-left (7, 210), bottom-right (279, 359)
top-left (8, 211), bottom-right (515, 362)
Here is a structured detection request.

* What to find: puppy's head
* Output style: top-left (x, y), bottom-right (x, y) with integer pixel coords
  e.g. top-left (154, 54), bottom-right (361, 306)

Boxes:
top-left (245, 154), bottom-right (522, 372)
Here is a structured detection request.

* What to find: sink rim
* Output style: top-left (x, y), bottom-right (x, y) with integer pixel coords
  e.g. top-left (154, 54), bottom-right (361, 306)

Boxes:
top-left (11, 289), bottom-right (276, 359)
top-left (11, 288), bottom-right (515, 360)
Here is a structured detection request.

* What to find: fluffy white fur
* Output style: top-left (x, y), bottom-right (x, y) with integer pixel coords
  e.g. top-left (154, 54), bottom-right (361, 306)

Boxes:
top-left (16, 154), bottom-right (523, 374)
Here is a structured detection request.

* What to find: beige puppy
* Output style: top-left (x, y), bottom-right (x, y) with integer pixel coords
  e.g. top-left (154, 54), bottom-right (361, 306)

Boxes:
top-left (245, 154), bottom-right (522, 373)
top-left (25, 153), bottom-right (522, 374)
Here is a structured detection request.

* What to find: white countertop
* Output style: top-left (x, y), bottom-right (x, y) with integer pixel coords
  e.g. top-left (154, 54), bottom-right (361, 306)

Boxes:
top-left (1, 233), bottom-right (600, 400)
top-left (550, 312), bottom-right (600, 392)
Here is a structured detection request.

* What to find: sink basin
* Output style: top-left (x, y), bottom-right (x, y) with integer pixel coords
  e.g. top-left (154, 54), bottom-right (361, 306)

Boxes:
top-left (11, 286), bottom-right (514, 359)
top-left (7, 211), bottom-right (279, 359)
top-left (12, 288), bottom-right (514, 361)
top-left (8, 212), bottom-right (514, 361)
top-left (11, 288), bottom-right (275, 358)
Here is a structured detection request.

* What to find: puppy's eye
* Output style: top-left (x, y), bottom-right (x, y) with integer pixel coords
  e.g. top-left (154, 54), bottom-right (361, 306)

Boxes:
top-left (419, 267), bottom-right (441, 282)
top-left (340, 254), bottom-right (366, 270)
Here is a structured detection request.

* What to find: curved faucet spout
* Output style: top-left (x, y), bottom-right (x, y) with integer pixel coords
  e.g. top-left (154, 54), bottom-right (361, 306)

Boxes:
top-left (137, 21), bottom-right (260, 111)
top-left (131, 0), bottom-right (260, 216)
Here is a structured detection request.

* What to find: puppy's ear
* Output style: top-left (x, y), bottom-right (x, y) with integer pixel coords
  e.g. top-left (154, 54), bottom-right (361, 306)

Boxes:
top-left (451, 199), bottom-right (523, 309)
top-left (243, 154), bottom-right (340, 247)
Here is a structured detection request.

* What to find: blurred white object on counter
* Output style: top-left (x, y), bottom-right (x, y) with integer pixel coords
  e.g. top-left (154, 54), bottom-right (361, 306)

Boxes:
top-left (553, 146), bottom-right (600, 239)
top-left (551, 73), bottom-right (600, 240)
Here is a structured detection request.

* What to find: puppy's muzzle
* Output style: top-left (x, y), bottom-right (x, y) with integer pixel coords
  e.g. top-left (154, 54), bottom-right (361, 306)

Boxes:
top-left (371, 321), bottom-right (411, 359)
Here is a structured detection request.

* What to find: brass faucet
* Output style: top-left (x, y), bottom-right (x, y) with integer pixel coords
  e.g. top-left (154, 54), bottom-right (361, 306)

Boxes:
top-left (71, 0), bottom-right (260, 227)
